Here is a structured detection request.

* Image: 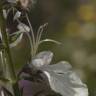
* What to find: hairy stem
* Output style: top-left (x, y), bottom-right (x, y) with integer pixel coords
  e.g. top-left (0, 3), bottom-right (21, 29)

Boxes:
top-left (0, 9), bottom-right (16, 82)
top-left (0, 7), bottom-right (20, 96)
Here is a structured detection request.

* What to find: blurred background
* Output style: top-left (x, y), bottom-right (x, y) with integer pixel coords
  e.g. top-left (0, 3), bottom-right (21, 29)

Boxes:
top-left (1, 0), bottom-right (96, 96)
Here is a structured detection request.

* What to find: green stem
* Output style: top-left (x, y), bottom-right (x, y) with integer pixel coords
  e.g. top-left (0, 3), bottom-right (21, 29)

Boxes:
top-left (0, 8), bottom-right (16, 83)
top-left (0, 7), bottom-right (21, 96)
top-left (25, 13), bottom-right (36, 57)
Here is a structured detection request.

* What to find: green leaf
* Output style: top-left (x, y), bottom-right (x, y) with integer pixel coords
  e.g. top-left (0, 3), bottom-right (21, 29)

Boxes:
top-left (9, 32), bottom-right (23, 48)
top-left (0, 77), bottom-right (9, 83)
top-left (39, 39), bottom-right (62, 45)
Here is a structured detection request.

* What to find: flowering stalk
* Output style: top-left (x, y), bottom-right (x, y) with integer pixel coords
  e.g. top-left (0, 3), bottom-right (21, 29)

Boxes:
top-left (0, 5), bottom-right (21, 96)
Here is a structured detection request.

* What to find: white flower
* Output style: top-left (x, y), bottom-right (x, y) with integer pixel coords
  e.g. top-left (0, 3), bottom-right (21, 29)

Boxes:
top-left (28, 51), bottom-right (88, 96)
top-left (17, 23), bottom-right (30, 32)
top-left (14, 11), bottom-right (21, 20)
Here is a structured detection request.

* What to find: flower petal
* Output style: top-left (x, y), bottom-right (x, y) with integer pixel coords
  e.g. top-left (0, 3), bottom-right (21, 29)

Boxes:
top-left (31, 51), bottom-right (53, 68)
top-left (17, 23), bottom-right (30, 32)
top-left (13, 11), bottom-right (21, 20)
top-left (42, 62), bottom-right (88, 96)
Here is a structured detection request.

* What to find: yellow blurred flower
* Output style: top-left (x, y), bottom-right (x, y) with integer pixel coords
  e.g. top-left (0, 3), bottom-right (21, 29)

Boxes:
top-left (78, 4), bottom-right (95, 21)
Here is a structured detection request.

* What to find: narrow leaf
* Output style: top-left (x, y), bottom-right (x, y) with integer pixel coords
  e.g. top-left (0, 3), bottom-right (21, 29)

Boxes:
top-left (10, 30), bottom-right (24, 36)
top-left (0, 77), bottom-right (9, 83)
top-left (39, 39), bottom-right (62, 45)
top-left (10, 33), bottom-right (23, 48)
